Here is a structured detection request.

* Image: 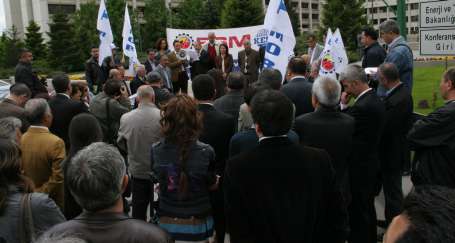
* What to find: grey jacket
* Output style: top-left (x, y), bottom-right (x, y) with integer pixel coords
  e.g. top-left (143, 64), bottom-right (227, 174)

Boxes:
top-left (155, 64), bottom-right (173, 92)
top-left (0, 186), bottom-right (65, 243)
top-left (89, 92), bottom-right (131, 144)
top-left (118, 102), bottom-right (161, 179)
top-left (385, 36), bottom-right (413, 91)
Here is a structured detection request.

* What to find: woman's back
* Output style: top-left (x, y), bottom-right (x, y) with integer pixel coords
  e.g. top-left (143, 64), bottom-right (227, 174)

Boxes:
top-left (0, 187), bottom-right (65, 243)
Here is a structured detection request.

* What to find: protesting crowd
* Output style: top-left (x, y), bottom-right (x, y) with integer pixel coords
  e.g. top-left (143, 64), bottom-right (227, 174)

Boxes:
top-left (1, 18), bottom-right (455, 243)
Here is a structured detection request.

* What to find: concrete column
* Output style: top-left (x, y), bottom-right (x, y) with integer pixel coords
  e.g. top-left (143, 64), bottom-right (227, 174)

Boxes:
top-left (20, 0), bottom-right (31, 35)
top-left (32, 0), bottom-right (50, 40)
top-left (309, 0), bottom-right (313, 30)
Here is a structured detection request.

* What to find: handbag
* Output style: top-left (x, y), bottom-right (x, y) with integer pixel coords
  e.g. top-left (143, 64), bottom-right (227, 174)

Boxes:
top-left (18, 193), bottom-right (35, 243)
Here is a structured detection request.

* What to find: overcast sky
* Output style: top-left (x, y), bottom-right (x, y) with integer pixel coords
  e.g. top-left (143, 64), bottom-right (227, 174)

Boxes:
top-left (0, 0), bottom-right (6, 33)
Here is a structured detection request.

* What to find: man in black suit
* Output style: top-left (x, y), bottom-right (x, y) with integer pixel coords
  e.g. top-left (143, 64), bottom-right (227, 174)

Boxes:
top-left (192, 74), bottom-right (235, 243)
top-left (377, 63), bottom-right (413, 225)
top-left (130, 65), bottom-right (147, 95)
top-left (214, 72), bottom-right (245, 125)
top-left (225, 90), bottom-right (348, 243)
top-left (144, 49), bottom-right (157, 74)
top-left (146, 71), bottom-right (174, 108)
top-left (49, 74), bottom-right (88, 150)
top-left (281, 57), bottom-right (314, 117)
top-left (340, 64), bottom-right (386, 243)
top-left (15, 49), bottom-right (48, 99)
top-left (85, 46), bottom-right (102, 93)
top-left (361, 27), bottom-right (386, 68)
top-left (407, 67), bottom-right (455, 188)
top-left (191, 41), bottom-right (209, 77)
top-left (0, 83), bottom-right (31, 132)
top-left (238, 39), bottom-right (260, 85)
top-left (294, 76), bottom-right (355, 196)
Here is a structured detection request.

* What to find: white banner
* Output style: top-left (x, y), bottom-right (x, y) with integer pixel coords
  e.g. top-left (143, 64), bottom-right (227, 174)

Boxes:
top-left (263, 0), bottom-right (296, 77)
top-left (122, 4), bottom-right (139, 76)
top-left (97, 0), bottom-right (114, 66)
top-left (166, 25), bottom-right (267, 67)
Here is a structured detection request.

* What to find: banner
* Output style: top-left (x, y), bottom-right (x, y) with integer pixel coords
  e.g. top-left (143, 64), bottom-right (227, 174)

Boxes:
top-left (319, 28), bottom-right (349, 77)
top-left (263, 0), bottom-right (296, 77)
top-left (97, 0), bottom-right (114, 66)
top-left (166, 25), bottom-right (267, 66)
top-left (122, 4), bottom-right (140, 75)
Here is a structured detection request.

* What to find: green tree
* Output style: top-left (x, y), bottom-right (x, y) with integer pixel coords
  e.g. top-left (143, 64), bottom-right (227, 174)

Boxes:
top-left (48, 12), bottom-right (81, 72)
top-left (220, 0), bottom-right (264, 28)
top-left (320, 0), bottom-right (366, 57)
top-left (106, 0), bottom-right (125, 48)
top-left (172, 0), bottom-right (206, 29)
top-left (284, 0), bottom-right (300, 36)
top-left (1, 26), bottom-right (24, 68)
top-left (24, 21), bottom-right (47, 61)
top-left (73, 1), bottom-right (99, 64)
top-left (143, 0), bottom-right (169, 49)
top-left (202, 0), bottom-right (225, 28)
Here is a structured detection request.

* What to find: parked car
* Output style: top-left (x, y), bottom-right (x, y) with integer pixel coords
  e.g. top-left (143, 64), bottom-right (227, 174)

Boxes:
top-left (0, 80), bottom-right (11, 101)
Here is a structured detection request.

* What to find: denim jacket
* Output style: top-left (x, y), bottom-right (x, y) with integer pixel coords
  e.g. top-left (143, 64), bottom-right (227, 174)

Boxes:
top-left (151, 140), bottom-right (216, 218)
top-left (385, 36), bottom-right (414, 91)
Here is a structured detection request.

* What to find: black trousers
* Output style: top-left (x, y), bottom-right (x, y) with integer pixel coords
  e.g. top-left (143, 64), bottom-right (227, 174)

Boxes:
top-left (131, 177), bottom-right (154, 221)
top-left (348, 163), bottom-right (379, 243)
top-left (173, 71), bottom-right (188, 94)
top-left (381, 168), bottom-right (403, 225)
top-left (210, 185), bottom-right (225, 243)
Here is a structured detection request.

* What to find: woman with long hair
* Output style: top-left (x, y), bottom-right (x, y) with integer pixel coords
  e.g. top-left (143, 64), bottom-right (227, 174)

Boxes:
top-left (155, 38), bottom-right (171, 64)
top-left (0, 138), bottom-right (65, 243)
top-left (63, 113), bottom-right (103, 220)
top-left (215, 43), bottom-right (233, 81)
top-left (152, 94), bottom-right (218, 242)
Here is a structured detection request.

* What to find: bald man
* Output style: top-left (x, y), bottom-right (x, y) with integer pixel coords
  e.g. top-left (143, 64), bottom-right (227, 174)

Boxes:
top-left (238, 39), bottom-right (260, 85)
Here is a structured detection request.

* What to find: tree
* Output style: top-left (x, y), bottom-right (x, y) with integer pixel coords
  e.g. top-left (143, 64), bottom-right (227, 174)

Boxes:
top-left (320, 0), bottom-right (366, 56)
top-left (202, 0), bottom-right (225, 28)
top-left (220, 0), bottom-right (264, 28)
top-left (285, 0), bottom-right (300, 36)
top-left (143, 0), bottom-right (169, 49)
top-left (106, 0), bottom-right (125, 48)
top-left (172, 0), bottom-right (206, 29)
top-left (24, 21), bottom-right (47, 61)
top-left (1, 26), bottom-right (24, 68)
top-left (48, 12), bottom-right (82, 72)
top-left (73, 1), bottom-right (99, 64)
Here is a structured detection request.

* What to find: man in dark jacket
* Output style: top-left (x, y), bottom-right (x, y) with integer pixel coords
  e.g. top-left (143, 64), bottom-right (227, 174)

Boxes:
top-left (15, 49), bottom-right (48, 98)
top-left (225, 90), bottom-right (348, 243)
top-left (44, 142), bottom-right (172, 243)
top-left (144, 49), bottom-right (157, 74)
top-left (48, 74), bottom-right (88, 150)
top-left (407, 67), bottom-right (455, 188)
top-left (214, 72), bottom-right (245, 124)
top-left (377, 63), bottom-right (413, 225)
top-left (146, 71), bottom-right (174, 108)
top-left (281, 57), bottom-right (314, 117)
top-left (238, 39), bottom-right (260, 85)
top-left (191, 41), bottom-right (210, 78)
top-left (85, 47), bottom-right (102, 93)
top-left (0, 83), bottom-right (31, 132)
top-left (340, 64), bottom-right (386, 243)
top-left (130, 65), bottom-right (147, 95)
top-left (295, 76), bottom-right (355, 196)
top-left (361, 27), bottom-right (386, 68)
top-left (192, 74), bottom-right (235, 243)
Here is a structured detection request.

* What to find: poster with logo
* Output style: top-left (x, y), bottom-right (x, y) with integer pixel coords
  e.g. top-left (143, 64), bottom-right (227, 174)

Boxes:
top-left (166, 25), bottom-right (267, 67)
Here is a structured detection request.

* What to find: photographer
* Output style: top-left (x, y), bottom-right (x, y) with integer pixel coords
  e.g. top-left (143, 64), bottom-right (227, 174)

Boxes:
top-left (89, 79), bottom-right (131, 145)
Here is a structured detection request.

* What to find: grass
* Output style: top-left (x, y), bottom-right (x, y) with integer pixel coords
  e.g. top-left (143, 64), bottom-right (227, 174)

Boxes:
top-left (412, 65), bottom-right (451, 115)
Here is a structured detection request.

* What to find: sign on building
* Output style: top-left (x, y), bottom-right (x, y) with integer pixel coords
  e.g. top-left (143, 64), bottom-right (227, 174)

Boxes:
top-left (420, 0), bottom-right (455, 55)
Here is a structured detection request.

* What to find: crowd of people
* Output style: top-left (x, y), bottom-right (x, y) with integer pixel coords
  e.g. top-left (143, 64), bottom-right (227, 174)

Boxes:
top-left (1, 19), bottom-right (455, 243)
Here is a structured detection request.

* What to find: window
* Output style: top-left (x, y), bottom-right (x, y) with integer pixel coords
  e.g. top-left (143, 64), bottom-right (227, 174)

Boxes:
top-left (291, 2), bottom-right (299, 8)
top-left (302, 13), bottom-right (309, 19)
top-left (312, 14), bottom-right (319, 19)
top-left (380, 7), bottom-right (387, 13)
top-left (411, 15), bottom-right (418, 22)
top-left (311, 3), bottom-right (318, 9)
top-left (371, 8), bottom-right (378, 13)
top-left (302, 2), bottom-right (309, 8)
top-left (373, 19), bottom-right (379, 25)
top-left (48, 4), bottom-right (76, 14)
top-left (410, 3), bottom-right (419, 10)
top-left (302, 24), bottom-right (309, 29)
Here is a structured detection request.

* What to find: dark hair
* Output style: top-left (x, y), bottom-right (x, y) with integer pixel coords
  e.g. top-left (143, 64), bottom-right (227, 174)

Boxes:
top-left (0, 138), bottom-right (33, 213)
top-left (68, 114), bottom-right (103, 159)
top-left (160, 95), bottom-right (202, 198)
top-left (251, 90), bottom-right (293, 136)
top-left (259, 68), bottom-right (283, 90)
top-left (146, 48), bottom-right (156, 54)
top-left (219, 43), bottom-right (229, 55)
top-left (173, 40), bottom-right (180, 47)
top-left (9, 83), bottom-right (31, 97)
top-left (70, 82), bottom-right (83, 99)
top-left (307, 33), bottom-right (317, 41)
top-left (103, 79), bottom-right (122, 97)
top-left (396, 186), bottom-right (455, 243)
top-left (227, 72), bottom-right (245, 90)
top-left (362, 26), bottom-right (379, 40)
top-left (244, 82), bottom-right (271, 105)
top-left (192, 74), bottom-right (215, 101)
top-left (379, 63), bottom-right (399, 82)
top-left (52, 73), bottom-right (71, 93)
top-left (90, 46), bottom-right (98, 50)
top-left (155, 38), bottom-right (168, 51)
top-left (444, 67), bottom-right (455, 87)
top-left (288, 57), bottom-right (307, 75)
top-left (19, 48), bottom-right (31, 58)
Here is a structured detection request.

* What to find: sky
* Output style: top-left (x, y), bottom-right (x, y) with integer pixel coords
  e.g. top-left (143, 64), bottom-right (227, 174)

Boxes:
top-left (0, 0), bottom-right (5, 33)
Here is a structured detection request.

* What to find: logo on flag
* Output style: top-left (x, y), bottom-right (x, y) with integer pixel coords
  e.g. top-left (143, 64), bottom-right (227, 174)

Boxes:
top-left (254, 29), bottom-right (269, 47)
top-left (174, 33), bottom-right (194, 49)
top-left (319, 28), bottom-right (348, 77)
top-left (321, 50), bottom-right (335, 75)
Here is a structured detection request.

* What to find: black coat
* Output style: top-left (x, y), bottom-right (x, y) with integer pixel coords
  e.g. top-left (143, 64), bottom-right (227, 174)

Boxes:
top-left (362, 42), bottom-right (386, 68)
top-left (379, 83), bottom-right (413, 170)
top-left (15, 62), bottom-right (48, 98)
top-left (198, 104), bottom-right (235, 175)
top-left (295, 107), bottom-right (355, 186)
top-left (281, 77), bottom-right (314, 117)
top-left (343, 89), bottom-right (386, 168)
top-left (49, 94), bottom-right (88, 150)
top-left (152, 86), bottom-right (174, 109)
top-left (144, 59), bottom-right (156, 74)
top-left (407, 100), bottom-right (455, 188)
top-left (213, 90), bottom-right (244, 126)
top-left (130, 75), bottom-right (146, 95)
top-left (85, 57), bottom-right (102, 91)
top-left (191, 49), bottom-right (210, 78)
top-left (0, 98), bottom-right (30, 132)
top-left (225, 137), bottom-right (349, 243)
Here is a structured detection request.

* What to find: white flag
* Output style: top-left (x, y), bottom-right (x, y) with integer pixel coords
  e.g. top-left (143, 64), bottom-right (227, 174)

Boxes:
top-left (122, 4), bottom-right (139, 74)
top-left (319, 28), bottom-right (336, 78)
top-left (97, 0), bottom-right (114, 66)
top-left (332, 28), bottom-right (348, 74)
top-left (263, 0), bottom-right (296, 78)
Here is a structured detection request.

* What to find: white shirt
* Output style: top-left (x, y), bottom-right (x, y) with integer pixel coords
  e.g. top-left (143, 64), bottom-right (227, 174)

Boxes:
top-left (258, 135), bottom-right (288, 142)
top-left (58, 93), bottom-right (70, 99)
top-left (29, 125), bottom-right (49, 131)
top-left (290, 76), bottom-right (307, 82)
